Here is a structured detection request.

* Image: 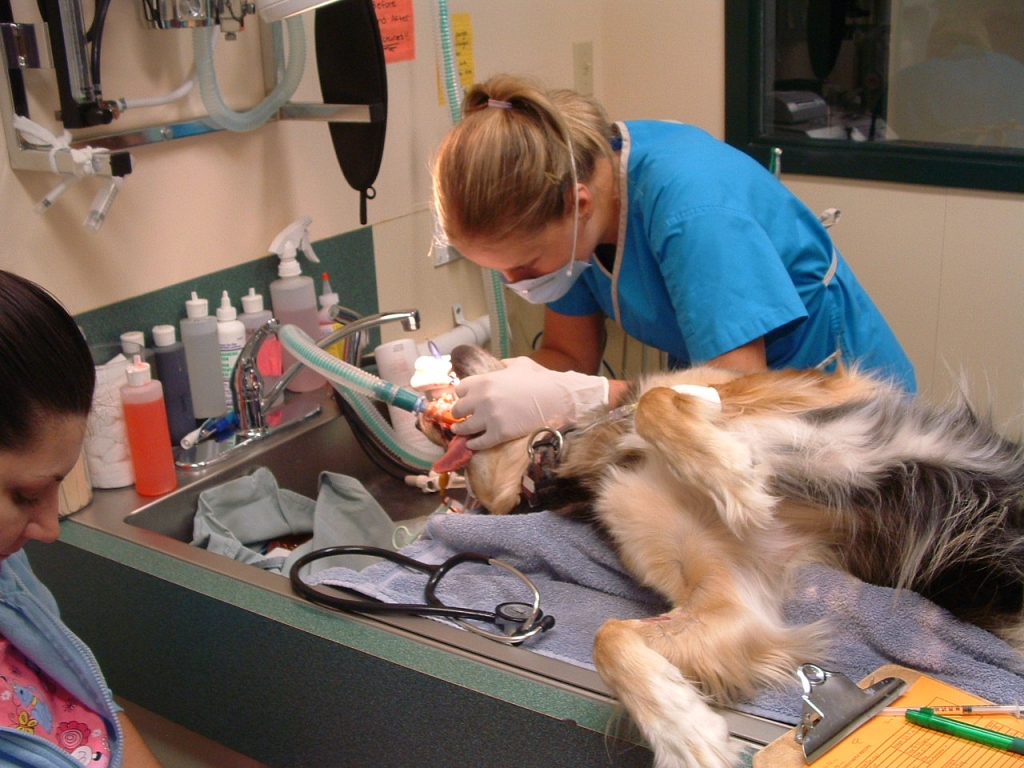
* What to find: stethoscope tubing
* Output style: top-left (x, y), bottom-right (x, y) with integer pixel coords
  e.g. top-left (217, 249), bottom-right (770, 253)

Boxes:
top-left (288, 545), bottom-right (552, 645)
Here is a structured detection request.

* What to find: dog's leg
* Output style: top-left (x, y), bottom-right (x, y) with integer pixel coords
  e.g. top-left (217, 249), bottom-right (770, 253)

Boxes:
top-left (634, 386), bottom-right (777, 535)
top-left (592, 462), bottom-right (824, 768)
top-left (594, 620), bottom-right (738, 768)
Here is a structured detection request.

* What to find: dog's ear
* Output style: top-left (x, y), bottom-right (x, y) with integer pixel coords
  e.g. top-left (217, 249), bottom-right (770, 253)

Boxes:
top-left (450, 344), bottom-right (504, 379)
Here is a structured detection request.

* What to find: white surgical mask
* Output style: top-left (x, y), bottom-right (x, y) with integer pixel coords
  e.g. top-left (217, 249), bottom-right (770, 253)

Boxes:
top-left (502, 171), bottom-right (588, 305)
top-left (501, 257), bottom-right (591, 304)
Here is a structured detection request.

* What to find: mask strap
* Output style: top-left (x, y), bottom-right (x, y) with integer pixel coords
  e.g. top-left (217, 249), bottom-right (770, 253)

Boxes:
top-left (564, 129), bottom-right (580, 278)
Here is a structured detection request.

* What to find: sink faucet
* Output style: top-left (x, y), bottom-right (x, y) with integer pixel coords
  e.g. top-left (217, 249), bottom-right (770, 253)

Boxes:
top-left (233, 309), bottom-right (421, 438)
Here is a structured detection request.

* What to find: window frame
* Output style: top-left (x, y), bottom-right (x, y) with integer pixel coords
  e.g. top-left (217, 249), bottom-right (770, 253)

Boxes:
top-left (724, 0), bottom-right (1024, 193)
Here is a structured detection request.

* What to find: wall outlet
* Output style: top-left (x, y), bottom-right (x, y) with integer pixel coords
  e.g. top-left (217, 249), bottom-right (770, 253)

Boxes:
top-left (573, 41), bottom-right (594, 96)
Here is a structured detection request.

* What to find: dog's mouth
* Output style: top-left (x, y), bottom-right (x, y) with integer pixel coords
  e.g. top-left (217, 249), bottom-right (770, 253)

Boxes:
top-left (433, 434), bottom-right (474, 473)
top-left (420, 394), bottom-right (475, 473)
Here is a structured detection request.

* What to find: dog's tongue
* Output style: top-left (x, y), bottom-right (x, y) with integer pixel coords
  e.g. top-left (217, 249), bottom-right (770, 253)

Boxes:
top-left (432, 434), bottom-right (474, 473)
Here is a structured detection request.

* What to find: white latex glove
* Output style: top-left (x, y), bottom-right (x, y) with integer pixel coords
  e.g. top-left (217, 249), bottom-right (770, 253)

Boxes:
top-left (449, 356), bottom-right (609, 451)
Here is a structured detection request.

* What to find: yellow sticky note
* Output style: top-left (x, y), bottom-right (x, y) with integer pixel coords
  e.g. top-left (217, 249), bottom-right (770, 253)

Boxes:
top-left (437, 12), bottom-right (474, 105)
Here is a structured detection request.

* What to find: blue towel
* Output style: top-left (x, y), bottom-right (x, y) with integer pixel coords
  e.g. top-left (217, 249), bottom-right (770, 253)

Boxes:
top-left (308, 510), bottom-right (1024, 723)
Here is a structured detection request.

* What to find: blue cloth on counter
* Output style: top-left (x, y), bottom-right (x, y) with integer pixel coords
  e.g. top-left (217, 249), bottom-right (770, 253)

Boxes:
top-left (308, 510), bottom-right (1024, 724)
top-left (191, 467), bottom-right (405, 574)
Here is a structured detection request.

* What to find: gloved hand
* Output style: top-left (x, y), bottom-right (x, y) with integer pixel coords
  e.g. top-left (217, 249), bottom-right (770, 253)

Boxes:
top-left (449, 356), bottom-right (609, 451)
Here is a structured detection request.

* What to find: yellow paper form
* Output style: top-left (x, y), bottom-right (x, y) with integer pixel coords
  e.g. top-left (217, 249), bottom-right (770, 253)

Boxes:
top-left (812, 675), bottom-right (1024, 767)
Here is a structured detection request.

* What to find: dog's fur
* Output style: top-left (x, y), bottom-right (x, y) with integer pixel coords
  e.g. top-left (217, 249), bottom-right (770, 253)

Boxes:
top-left (420, 346), bottom-right (1024, 768)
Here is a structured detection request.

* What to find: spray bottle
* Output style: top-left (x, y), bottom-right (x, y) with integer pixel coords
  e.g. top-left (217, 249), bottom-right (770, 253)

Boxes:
top-left (268, 216), bottom-right (326, 392)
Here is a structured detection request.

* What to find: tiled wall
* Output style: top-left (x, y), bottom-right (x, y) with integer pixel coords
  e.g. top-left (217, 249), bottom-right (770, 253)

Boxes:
top-left (74, 229), bottom-right (377, 350)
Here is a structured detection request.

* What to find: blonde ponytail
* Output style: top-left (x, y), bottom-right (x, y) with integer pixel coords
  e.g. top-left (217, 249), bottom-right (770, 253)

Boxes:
top-left (432, 74), bottom-right (614, 244)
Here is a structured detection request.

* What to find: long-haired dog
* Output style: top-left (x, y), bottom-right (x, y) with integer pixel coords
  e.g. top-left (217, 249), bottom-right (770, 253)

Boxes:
top-left (419, 346), bottom-right (1024, 768)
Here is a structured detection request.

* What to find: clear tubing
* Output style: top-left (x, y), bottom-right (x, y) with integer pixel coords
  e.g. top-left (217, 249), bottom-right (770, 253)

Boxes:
top-left (278, 324), bottom-right (425, 413)
top-left (193, 17), bottom-right (306, 132)
top-left (121, 77), bottom-right (195, 111)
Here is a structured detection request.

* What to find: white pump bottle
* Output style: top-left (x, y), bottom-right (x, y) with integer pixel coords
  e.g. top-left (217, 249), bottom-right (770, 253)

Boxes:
top-left (268, 216), bottom-right (327, 392)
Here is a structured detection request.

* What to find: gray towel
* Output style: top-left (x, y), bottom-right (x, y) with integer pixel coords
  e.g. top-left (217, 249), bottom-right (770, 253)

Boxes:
top-left (309, 510), bottom-right (1024, 724)
top-left (191, 468), bottom-right (408, 573)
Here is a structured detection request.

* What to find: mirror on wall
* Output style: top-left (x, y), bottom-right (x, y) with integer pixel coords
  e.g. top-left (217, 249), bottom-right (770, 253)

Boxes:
top-left (726, 0), bottom-right (1024, 192)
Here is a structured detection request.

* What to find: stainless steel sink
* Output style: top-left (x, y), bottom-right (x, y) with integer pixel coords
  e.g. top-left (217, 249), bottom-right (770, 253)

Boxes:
top-left (123, 390), bottom-right (442, 544)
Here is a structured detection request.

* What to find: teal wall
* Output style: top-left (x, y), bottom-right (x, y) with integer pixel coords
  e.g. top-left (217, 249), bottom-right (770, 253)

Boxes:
top-left (75, 228), bottom-right (378, 349)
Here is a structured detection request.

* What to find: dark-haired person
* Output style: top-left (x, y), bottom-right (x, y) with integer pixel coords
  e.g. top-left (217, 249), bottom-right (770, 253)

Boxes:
top-left (0, 269), bottom-right (163, 767)
top-left (432, 74), bottom-right (915, 451)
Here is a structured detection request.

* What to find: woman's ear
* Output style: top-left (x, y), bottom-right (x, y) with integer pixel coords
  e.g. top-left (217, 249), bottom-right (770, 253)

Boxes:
top-left (570, 183), bottom-right (596, 220)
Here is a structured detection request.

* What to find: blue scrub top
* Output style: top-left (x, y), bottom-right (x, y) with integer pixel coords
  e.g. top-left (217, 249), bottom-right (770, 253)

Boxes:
top-left (550, 120), bottom-right (916, 391)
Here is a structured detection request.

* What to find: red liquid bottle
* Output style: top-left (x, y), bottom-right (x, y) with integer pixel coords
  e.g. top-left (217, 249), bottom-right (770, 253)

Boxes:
top-left (121, 355), bottom-right (178, 497)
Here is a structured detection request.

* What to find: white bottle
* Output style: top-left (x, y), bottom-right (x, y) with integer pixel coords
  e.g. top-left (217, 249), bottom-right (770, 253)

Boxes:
top-left (374, 339), bottom-right (443, 459)
top-left (216, 291), bottom-right (246, 411)
top-left (180, 292), bottom-right (225, 419)
top-left (120, 330), bottom-right (159, 381)
top-left (268, 216), bottom-right (327, 392)
top-left (317, 272), bottom-right (346, 360)
top-left (239, 287), bottom-right (282, 377)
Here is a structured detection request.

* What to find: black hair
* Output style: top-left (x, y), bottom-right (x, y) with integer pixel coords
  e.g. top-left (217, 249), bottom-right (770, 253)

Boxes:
top-left (0, 270), bottom-right (95, 450)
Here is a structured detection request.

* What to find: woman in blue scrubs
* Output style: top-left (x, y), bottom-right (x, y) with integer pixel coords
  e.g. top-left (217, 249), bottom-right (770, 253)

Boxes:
top-left (433, 74), bottom-right (916, 450)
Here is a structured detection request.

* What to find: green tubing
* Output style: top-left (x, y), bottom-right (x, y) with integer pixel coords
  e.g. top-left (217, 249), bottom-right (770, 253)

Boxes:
top-left (484, 268), bottom-right (510, 358)
top-left (278, 325), bottom-right (425, 414)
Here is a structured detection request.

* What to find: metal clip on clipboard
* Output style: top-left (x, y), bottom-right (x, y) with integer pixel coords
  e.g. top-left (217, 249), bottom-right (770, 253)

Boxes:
top-left (793, 664), bottom-right (908, 763)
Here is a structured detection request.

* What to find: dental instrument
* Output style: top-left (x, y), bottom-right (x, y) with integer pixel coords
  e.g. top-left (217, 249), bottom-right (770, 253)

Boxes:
top-left (289, 546), bottom-right (555, 646)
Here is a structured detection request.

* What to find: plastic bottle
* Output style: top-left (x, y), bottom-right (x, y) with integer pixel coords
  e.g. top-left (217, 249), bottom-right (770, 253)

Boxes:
top-left (268, 216), bottom-right (326, 392)
top-left (239, 287), bottom-right (282, 377)
top-left (318, 272), bottom-right (346, 360)
top-left (180, 291), bottom-right (226, 419)
top-left (374, 339), bottom-right (443, 459)
top-left (216, 291), bottom-right (247, 411)
top-left (151, 324), bottom-right (196, 445)
top-left (120, 331), bottom-right (159, 381)
top-left (120, 355), bottom-right (178, 497)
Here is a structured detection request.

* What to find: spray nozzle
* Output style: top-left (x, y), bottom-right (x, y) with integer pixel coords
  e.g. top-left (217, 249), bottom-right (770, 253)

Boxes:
top-left (269, 216), bottom-right (320, 277)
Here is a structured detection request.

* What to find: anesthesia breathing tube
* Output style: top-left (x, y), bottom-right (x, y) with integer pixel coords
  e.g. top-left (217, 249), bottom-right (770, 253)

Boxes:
top-left (278, 324), bottom-right (425, 414)
top-left (277, 324), bottom-right (443, 473)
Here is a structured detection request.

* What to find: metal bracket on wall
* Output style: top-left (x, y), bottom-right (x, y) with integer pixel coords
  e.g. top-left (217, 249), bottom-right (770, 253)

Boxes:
top-left (0, 3), bottom-right (382, 178)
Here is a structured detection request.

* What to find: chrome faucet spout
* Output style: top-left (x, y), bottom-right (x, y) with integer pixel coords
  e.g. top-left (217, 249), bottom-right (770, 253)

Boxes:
top-left (232, 309), bottom-right (421, 438)
top-left (327, 308), bottom-right (421, 339)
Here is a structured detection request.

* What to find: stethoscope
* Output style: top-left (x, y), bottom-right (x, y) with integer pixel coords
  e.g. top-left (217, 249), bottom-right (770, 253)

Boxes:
top-left (288, 546), bottom-right (555, 646)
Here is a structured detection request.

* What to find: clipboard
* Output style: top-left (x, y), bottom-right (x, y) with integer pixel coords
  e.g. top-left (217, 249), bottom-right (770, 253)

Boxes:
top-left (754, 665), bottom-right (1024, 767)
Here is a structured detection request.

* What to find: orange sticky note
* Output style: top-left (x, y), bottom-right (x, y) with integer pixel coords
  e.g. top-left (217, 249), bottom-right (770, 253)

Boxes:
top-left (374, 0), bottom-right (415, 63)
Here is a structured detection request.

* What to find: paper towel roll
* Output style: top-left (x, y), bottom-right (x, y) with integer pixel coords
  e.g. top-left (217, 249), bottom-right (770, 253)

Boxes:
top-left (84, 351), bottom-right (135, 489)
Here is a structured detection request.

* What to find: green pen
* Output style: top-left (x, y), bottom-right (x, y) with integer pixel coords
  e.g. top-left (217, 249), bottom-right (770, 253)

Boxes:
top-left (906, 707), bottom-right (1024, 754)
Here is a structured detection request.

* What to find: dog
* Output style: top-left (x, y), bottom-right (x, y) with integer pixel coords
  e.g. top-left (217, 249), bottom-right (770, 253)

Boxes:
top-left (419, 345), bottom-right (1024, 768)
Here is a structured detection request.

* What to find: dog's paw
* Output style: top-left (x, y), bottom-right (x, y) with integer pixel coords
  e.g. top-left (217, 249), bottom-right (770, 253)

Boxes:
top-left (595, 620), bottom-right (743, 768)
